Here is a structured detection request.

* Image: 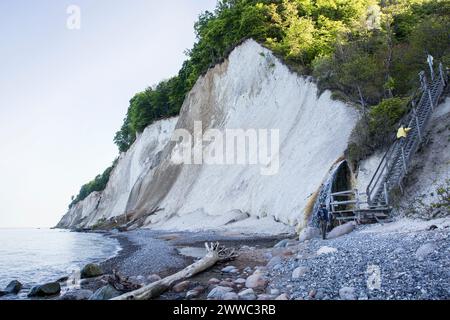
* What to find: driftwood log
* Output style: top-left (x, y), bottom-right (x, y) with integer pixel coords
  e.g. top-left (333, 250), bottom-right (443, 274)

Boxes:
top-left (111, 242), bottom-right (237, 300)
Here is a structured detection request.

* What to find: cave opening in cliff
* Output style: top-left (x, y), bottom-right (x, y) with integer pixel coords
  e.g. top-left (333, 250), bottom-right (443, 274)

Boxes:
top-left (330, 161), bottom-right (352, 215)
top-left (332, 161), bottom-right (351, 193)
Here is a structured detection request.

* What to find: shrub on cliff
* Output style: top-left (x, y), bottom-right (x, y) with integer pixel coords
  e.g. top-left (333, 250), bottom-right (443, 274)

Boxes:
top-left (348, 97), bottom-right (408, 163)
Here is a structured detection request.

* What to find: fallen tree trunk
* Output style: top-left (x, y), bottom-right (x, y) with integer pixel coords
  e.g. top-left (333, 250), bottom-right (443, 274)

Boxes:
top-left (111, 242), bottom-right (237, 300)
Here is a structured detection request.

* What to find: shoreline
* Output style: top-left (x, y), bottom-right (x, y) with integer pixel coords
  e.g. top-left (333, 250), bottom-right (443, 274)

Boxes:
top-left (99, 229), bottom-right (289, 279)
top-left (2, 218), bottom-right (449, 300)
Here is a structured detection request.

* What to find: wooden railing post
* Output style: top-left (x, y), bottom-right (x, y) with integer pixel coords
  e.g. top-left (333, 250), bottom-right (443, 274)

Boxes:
top-left (355, 189), bottom-right (359, 211)
top-left (401, 145), bottom-right (407, 174)
top-left (412, 101), bottom-right (422, 142)
top-left (439, 63), bottom-right (446, 86)
top-left (383, 182), bottom-right (389, 206)
top-left (330, 195), bottom-right (334, 214)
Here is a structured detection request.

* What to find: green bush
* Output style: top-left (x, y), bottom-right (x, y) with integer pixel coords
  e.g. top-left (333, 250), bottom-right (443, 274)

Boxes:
top-left (348, 97), bottom-right (408, 163)
top-left (114, 0), bottom-right (450, 155)
top-left (114, 0), bottom-right (381, 153)
top-left (368, 97), bottom-right (408, 145)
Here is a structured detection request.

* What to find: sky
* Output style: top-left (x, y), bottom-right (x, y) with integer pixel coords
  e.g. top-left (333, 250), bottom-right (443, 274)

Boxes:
top-left (0, 0), bottom-right (217, 228)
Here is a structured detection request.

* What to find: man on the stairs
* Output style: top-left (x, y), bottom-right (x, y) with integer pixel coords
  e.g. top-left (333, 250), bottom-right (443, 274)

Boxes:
top-left (397, 125), bottom-right (411, 139)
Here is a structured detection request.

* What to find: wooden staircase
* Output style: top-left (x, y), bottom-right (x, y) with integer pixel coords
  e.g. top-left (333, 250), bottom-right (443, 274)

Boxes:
top-left (329, 189), bottom-right (390, 225)
top-left (330, 61), bottom-right (448, 225)
top-left (367, 62), bottom-right (448, 207)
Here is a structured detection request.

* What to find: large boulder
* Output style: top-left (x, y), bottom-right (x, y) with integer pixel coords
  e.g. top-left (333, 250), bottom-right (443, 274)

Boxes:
top-left (89, 285), bottom-right (121, 300)
top-left (28, 282), bottom-right (61, 297)
top-left (4, 280), bottom-right (22, 295)
top-left (80, 263), bottom-right (103, 279)
top-left (327, 222), bottom-right (356, 239)
top-left (59, 289), bottom-right (93, 300)
top-left (298, 227), bottom-right (320, 242)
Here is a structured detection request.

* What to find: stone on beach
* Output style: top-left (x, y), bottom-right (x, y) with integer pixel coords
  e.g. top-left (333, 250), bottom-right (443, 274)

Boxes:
top-left (316, 246), bottom-right (338, 255)
top-left (186, 290), bottom-right (200, 299)
top-left (221, 265), bottom-right (238, 273)
top-left (28, 282), bottom-right (61, 297)
top-left (219, 280), bottom-right (235, 288)
top-left (292, 266), bottom-right (309, 279)
top-left (275, 293), bottom-right (289, 300)
top-left (147, 274), bottom-right (162, 283)
top-left (298, 227), bottom-right (320, 242)
top-left (208, 278), bottom-right (221, 285)
top-left (270, 288), bottom-right (280, 296)
top-left (339, 287), bottom-right (356, 300)
top-left (326, 222), bottom-right (356, 239)
top-left (80, 263), bottom-right (103, 279)
top-left (89, 285), bottom-right (121, 300)
top-left (238, 288), bottom-right (256, 300)
top-left (274, 239), bottom-right (297, 248)
top-left (257, 294), bottom-right (274, 300)
top-left (186, 285), bottom-right (205, 299)
top-left (173, 280), bottom-right (192, 293)
top-left (223, 292), bottom-right (239, 300)
top-left (267, 256), bottom-right (284, 269)
top-left (234, 278), bottom-right (246, 285)
top-left (207, 286), bottom-right (233, 300)
top-left (59, 289), bottom-right (93, 300)
top-left (4, 280), bottom-right (22, 295)
top-left (56, 276), bottom-right (69, 283)
top-left (245, 273), bottom-right (268, 289)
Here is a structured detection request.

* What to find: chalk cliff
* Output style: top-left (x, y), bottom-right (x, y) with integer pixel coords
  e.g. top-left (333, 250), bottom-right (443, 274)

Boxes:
top-left (57, 39), bottom-right (360, 233)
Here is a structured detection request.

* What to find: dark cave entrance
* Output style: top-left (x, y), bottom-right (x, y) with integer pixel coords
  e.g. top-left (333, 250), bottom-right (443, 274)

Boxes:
top-left (332, 161), bottom-right (352, 194)
top-left (330, 161), bottom-right (353, 219)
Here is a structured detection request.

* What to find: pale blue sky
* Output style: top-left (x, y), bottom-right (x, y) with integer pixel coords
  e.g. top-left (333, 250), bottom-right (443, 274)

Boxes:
top-left (0, 0), bottom-right (217, 228)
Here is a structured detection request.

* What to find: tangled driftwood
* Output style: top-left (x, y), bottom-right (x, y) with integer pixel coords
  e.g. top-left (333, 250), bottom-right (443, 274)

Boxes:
top-left (111, 242), bottom-right (237, 300)
top-left (108, 270), bottom-right (141, 292)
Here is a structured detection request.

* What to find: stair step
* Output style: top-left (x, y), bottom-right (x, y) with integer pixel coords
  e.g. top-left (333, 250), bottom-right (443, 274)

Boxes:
top-left (366, 69), bottom-right (447, 208)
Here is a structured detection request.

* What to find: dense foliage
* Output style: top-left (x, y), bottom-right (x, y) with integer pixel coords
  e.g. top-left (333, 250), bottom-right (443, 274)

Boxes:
top-left (114, 0), bottom-right (449, 153)
top-left (71, 0), bottom-right (450, 206)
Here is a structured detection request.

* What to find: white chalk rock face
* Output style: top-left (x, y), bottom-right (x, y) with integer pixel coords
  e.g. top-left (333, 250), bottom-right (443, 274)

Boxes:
top-left (56, 191), bottom-right (101, 228)
top-left (57, 39), bottom-right (358, 233)
top-left (57, 118), bottom-right (177, 228)
top-left (130, 39), bottom-right (358, 233)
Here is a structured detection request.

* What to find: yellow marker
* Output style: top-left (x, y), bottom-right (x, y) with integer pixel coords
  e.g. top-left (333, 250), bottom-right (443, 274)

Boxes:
top-left (397, 126), bottom-right (411, 139)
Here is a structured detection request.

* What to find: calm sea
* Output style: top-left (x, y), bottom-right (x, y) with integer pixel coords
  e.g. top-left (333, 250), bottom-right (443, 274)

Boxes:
top-left (0, 228), bottom-right (120, 291)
